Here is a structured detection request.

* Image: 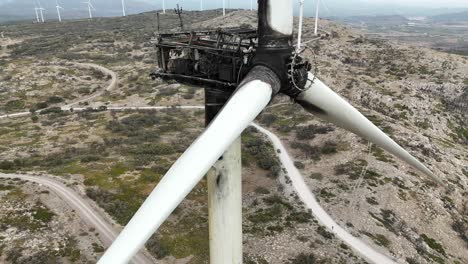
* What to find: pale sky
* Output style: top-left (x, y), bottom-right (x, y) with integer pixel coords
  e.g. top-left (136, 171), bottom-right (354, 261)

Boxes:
top-left (361, 0), bottom-right (468, 8)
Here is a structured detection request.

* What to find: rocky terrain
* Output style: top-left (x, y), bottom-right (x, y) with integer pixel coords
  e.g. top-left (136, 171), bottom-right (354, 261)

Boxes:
top-left (0, 177), bottom-right (103, 263)
top-left (0, 9), bottom-right (466, 264)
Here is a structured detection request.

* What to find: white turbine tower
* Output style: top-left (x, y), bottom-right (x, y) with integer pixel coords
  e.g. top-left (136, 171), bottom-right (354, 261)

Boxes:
top-left (250, 0), bottom-right (253, 11)
top-left (223, 0), bottom-right (226, 16)
top-left (200, 0), bottom-right (203, 11)
top-left (162, 0), bottom-right (166, 14)
top-left (297, 0), bottom-right (305, 50)
top-left (121, 0), bottom-right (126, 16)
top-left (56, 0), bottom-right (64, 22)
top-left (84, 0), bottom-right (95, 20)
top-left (36, 0), bottom-right (45, 23)
top-left (314, 0), bottom-right (320, 35)
top-left (97, 0), bottom-right (445, 263)
top-left (34, 7), bottom-right (40, 23)
top-left (38, 7), bottom-right (45, 23)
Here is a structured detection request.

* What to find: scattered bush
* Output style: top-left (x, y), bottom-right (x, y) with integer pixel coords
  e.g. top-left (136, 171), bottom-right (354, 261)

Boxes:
top-left (296, 125), bottom-right (334, 140)
top-left (421, 234), bottom-right (446, 256)
top-left (39, 107), bottom-right (63, 115)
top-left (451, 219), bottom-right (468, 243)
top-left (291, 142), bottom-right (321, 160)
top-left (290, 253), bottom-right (325, 264)
top-left (259, 113), bottom-right (277, 126)
top-left (310, 173), bottom-right (323, 181)
top-left (254, 187), bottom-right (270, 195)
top-left (46, 96), bottom-right (64, 104)
top-left (317, 226), bottom-right (334, 239)
top-left (4, 99), bottom-right (25, 111)
top-left (320, 141), bottom-right (337, 154)
top-left (294, 161), bottom-right (305, 169)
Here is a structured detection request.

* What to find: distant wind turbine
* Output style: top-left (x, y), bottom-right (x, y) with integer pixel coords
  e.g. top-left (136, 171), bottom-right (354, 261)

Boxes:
top-left (121, 0), bottom-right (126, 16)
top-left (314, 0), bottom-right (320, 35)
top-left (56, 0), bottom-right (64, 22)
top-left (162, 0), bottom-right (166, 14)
top-left (38, 7), bottom-right (45, 23)
top-left (34, 7), bottom-right (40, 23)
top-left (37, 0), bottom-right (45, 23)
top-left (297, 0), bottom-right (304, 49)
top-left (223, 0), bottom-right (225, 16)
top-left (200, 0), bottom-right (203, 11)
top-left (250, 0), bottom-right (253, 11)
top-left (83, 0), bottom-right (95, 20)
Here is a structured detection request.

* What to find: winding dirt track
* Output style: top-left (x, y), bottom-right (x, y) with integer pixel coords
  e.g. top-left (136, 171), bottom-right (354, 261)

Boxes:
top-left (0, 173), bottom-right (155, 264)
top-left (0, 62), bottom-right (396, 263)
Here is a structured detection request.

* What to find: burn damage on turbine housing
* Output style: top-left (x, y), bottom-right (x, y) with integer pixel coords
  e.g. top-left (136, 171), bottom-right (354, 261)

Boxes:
top-left (151, 1), bottom-right (311, 99)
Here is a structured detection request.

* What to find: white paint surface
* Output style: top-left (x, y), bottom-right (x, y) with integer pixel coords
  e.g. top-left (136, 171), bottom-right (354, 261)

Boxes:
top-left (98, 80), bottom-right (273, 264)
top-left (267, 0), bottom-right (293, 35)
top-left (208, 138), bottom-right (242, 264)
top-left (297, 75), bottom-right (445, 187)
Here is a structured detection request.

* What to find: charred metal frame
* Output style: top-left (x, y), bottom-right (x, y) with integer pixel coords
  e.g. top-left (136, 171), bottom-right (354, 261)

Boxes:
top-left (151, 1), bottom-right (310, 99)
top-left (151, 28), bottom-right (258, 91)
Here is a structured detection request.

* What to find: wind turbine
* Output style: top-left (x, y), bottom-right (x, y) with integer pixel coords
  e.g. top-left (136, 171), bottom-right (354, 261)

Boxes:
top-left (56, 0), bottom-right (64, 22)
top-left (314, 0), bottom-right (320, 35)
top-left (200, 0), bottom-right (203, 11)
top-left (83, 0), bottom-right (95, 20)
top-left (162, 0), bottom-right (166, 14)
top-left (98, 0), bottom-right (445, 263)
top-left (251, 0), bottom-right (253, 11)
top-left (38, 7), bottom-right (45, 23)
top-left (121, 0), bottom-right (126, 16)
top-left (297, 0), bottom-right (305, 50)
top-left (36, 0), bottom-right (45, 23)
top-left (34, 7), bottom-right (40, 23)
top-left (223, 0), bottom-right (226, 16)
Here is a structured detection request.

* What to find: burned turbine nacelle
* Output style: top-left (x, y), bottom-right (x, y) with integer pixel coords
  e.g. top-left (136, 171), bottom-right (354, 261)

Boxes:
top-left (151, 28), bottom-right (258, 89)
top-left (151, 19), bottom-right (311, 98)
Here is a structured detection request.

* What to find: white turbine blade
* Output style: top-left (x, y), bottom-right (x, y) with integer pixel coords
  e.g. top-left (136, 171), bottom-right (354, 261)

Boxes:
top-left (98, 69), bottom-right (275, 264)
top-left (90, 3), bottom-right (96, 11)
top-left (296, 74), bottom-right (446, 187)
top-left (268, 0), bottom-right (293, 35)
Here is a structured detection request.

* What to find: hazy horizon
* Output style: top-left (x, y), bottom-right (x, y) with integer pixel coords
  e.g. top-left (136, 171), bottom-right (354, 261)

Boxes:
top-left (1, 0), bottom-right (468, 23)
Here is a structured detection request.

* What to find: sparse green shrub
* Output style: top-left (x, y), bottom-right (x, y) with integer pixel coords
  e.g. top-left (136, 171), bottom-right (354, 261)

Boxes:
top-left (92, 242), bottom-right (105, 253)
top-left (451, 219), bottom-right (468, 243)
top-left (146, 236), bottom-right (170, 259)
top-left (310, 173), bottom-right (323, 181)
top-left (421, 234), bottom-right (446, 256)
top-left (294, 161), bottom-right (305, 169)
top-left (291, 142), bottom-right (321, 160)
top-left (289, 253), bottom-right (324, 264)
top-left (317, 226), bottom-right (334, 239)
top-left (321, 141), bottom-right (337, 154)
top-left (334, 159), bottom-right (367, 180)
top-left (254, 187), bottom-right (270, 195)
top-left (4, 99), bottom-right (25, 111)
top-left (32, 206), bottom-right (54, 223)
top-left (242, 129), bottom-right (281, 177)
top-left (0, 160), bottom-right (15, 170)
top-left (80, 155), bottom-right (101, 163)
top-left (39, 107), bottom-right (63, 115)
top-left (296, 125), bottom-right (334, 140)
top-left (30, 101), bottom-right (49, 112)
top-left (259, 113), bottom-right (277, 126)
top-left (46, 96), bottom-right (64, 104)
top-left (366, 197), bottom-right (379, 205)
